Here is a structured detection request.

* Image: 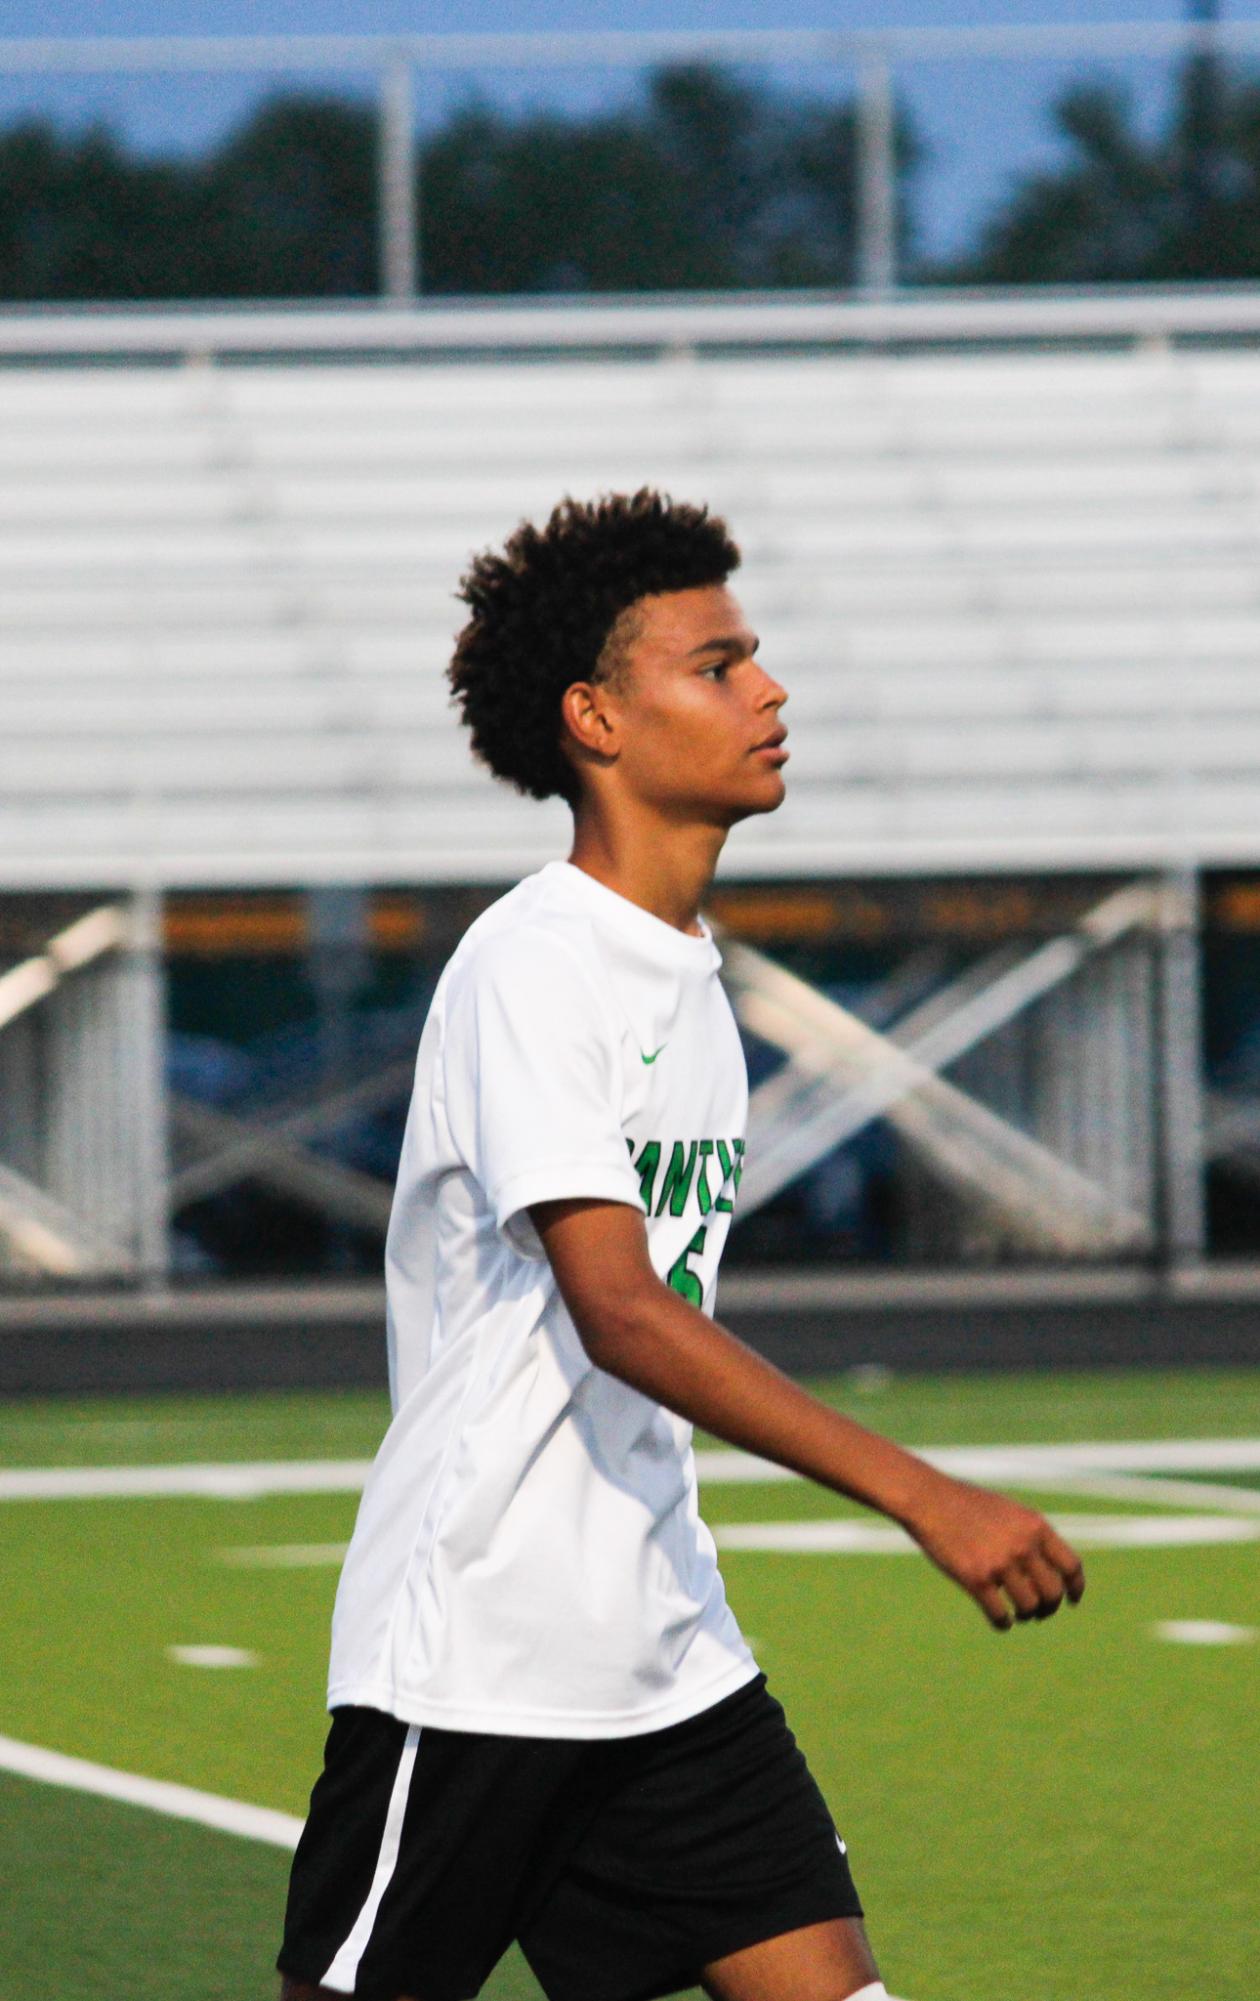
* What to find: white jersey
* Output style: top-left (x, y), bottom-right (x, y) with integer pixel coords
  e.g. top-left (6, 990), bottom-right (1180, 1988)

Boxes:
top-left (327, 859), bottom-right (758, 1739)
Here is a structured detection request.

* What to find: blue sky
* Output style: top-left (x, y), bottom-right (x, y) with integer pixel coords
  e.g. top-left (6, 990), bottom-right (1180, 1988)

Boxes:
top-left (2, 2), bottom-right (1260, 261)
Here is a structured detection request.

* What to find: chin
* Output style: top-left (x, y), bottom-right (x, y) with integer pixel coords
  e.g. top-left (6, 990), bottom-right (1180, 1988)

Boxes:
top-left (720, 774), bottom-right (788, 824)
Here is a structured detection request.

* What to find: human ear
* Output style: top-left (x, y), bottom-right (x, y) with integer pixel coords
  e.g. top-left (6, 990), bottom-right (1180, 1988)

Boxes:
top-left (560, 681), bottom-right (621, 761)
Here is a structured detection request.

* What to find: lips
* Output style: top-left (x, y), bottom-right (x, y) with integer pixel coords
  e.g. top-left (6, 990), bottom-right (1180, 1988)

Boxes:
top-left (751, 728), bottom-right (789, 754)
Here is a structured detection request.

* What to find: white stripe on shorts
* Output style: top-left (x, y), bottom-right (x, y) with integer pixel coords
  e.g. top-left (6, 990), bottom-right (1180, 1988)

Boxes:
top-left (321, 1723), bottom-right (421, 1993)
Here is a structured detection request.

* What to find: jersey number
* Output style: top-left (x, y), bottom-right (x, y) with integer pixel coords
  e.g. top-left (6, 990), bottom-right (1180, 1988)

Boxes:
top-left (666, 1226), bottom-right (707, 1308)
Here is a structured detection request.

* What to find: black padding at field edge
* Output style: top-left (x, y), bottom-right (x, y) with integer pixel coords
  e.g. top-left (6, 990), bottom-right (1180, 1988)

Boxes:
top-left (0, 1285), bottom-right (1257, 1393)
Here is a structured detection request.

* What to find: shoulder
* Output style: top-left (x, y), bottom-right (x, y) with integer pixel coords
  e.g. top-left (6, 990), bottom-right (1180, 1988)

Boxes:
top-left (444, 882), bottom-right (610, 1018)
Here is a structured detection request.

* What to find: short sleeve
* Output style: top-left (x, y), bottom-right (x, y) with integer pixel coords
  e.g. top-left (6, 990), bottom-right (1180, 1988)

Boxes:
top-left (442, 929), bottom-right (646, 1259)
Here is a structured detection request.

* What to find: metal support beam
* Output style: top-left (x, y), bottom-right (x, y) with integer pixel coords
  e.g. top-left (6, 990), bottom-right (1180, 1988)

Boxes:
top-left (0, 1158), bottom-right (135, 1278)
top-left (9, 291), bottom-right (1260, 367)
top-left (129, 889), bottom-right (170, 1284)
top-left (1184, 0), bottom-right (1225, 257)
top-left (721, 879), bottom-right (1163, 1254)
top-left (0, 904), bottom-right (130, 1032)
top-left (169, 1097), bottom-right (395, 1235)
top-left (857, 54), bottom-right (896, 295)
top-left (727, 943), bottom-right (1149, 1255)
top-left (7, 21), bottom-right (1260, 77)
top-left (0, 895), bottom-right (168, 1280)
top-left (1157, 867), bottom-right (1207, 1267)
top-left (168, 1057), bottom-right (414, 1210)
top-left (379, 54), bottom-right (418, 301)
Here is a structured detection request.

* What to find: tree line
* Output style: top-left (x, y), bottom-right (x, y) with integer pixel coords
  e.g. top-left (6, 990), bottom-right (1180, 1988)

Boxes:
top-left (2, 52), bottom-right (1259, 300)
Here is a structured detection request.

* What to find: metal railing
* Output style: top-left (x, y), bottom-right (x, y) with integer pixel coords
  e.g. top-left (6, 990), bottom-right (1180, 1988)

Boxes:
top-left (2, 18), bottom-right (1258, 301)
top-left (6, 286), bottom-right (1260, 362)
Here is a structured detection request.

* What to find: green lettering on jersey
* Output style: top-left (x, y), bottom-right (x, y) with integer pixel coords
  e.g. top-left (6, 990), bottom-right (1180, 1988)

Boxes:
top-left (667, 1226), bottom-right (707, 1308)
top-left (714, 1139), bottom-right (735, 1214)
top-left (631, 1139), bottom-right (661, 1212)
top-left (732, 1137), bottom-right (746, 1192)
top-left (655, 1140), bottom-right (698, 1217)
top-left (695, 1140), bottom-right (715, 1216)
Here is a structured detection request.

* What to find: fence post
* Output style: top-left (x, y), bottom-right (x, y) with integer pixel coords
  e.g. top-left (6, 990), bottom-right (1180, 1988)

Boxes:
top-left (1157, 866), bottom-right (1207, 1269)
top-left (130, 887), bottom-right (170, 1288)
top-left (857, 50), bottom-right (897, 295)
top-left (379, 53), bottom-right (418, 301)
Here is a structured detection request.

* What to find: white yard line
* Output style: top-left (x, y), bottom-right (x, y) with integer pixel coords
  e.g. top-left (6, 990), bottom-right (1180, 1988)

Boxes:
top-left (167, 1645), bottom-right (259, 1668)
top-left (700, 1440), bottom-right (1260, 1484)
top-left (2, 1436), bottom-right (1251, 1867)
top-left (220, 1510), bottom-right (1260, 1566)
top-left (219, 1542), bottom-right (350, 1567)
top-left (0, 1460), bottom-right (373, 1501)
top-left (693, 1451), bottom-right (800, 1485)
top-left (2, 1439), bottom-right (1259, 1503)
top-left (715, 1513), bottom-right (1260, 1554)
top-left (1041, 1471), bottom-right (1260, 1514)
top-left (1153, 1620), bottom-right (1257, 1645)
top-left (0, 1733), bottom-right (301, 1849)
top-left (925, 1440), bottom-right (1260, 1479)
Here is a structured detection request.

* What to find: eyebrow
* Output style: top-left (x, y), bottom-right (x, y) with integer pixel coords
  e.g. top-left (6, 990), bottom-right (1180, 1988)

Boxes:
top-left (686, 633), bottom-right (760, 659)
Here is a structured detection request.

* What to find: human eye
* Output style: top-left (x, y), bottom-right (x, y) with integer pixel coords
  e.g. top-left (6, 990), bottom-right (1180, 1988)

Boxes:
top-left (700, 660), bottom-right (729, 680)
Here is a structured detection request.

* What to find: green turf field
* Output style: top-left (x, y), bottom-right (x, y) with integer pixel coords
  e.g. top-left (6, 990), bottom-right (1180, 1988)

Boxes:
top-left (1, 1366), bottom-right (1257, 2001)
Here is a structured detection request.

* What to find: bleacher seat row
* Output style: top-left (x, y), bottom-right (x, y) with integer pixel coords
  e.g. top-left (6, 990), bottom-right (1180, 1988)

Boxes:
top-left (4, 330), bottom-right (1260, 889)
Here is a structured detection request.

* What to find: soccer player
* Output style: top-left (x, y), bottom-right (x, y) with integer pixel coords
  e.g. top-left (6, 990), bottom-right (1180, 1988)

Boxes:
top-left (278, 491), bottom-right (1085, 2001)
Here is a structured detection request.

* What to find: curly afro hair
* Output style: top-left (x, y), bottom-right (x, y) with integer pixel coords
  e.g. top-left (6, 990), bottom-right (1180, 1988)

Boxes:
top-left (447, 488), bottom-right (740, 808)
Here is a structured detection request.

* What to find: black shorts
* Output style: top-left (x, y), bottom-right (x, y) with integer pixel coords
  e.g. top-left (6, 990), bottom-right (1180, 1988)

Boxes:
top-left (278, 1673), bottom-right (862, 2001)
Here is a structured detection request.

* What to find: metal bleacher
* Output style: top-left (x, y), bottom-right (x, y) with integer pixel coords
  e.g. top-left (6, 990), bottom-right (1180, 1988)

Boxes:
top-left (4, 292), bottom-right (1260, 893)
top-left (4, 291), bottom-right (1256, 1290)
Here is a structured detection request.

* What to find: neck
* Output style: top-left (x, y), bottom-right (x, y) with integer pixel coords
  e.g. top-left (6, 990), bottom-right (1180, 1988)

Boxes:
top-left (567, 799), bottom-right (727, 937)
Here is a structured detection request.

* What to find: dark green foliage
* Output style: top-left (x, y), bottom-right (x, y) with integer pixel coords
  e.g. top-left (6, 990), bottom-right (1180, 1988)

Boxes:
top-left (956, 57), bottom-right (1260, 286)
top-left (0, 120), bottom-right (205, 300)
top-left (0, 96), bottom-right (379, 301)
top-left (421, 63), bottom-right (922, 294)
top-left (0, 64), bottom-right (919, 302)
top-left (199, 96), bottom-right (379, 297)
top-left (420, 102), bottom-right (709, 294)
top-left (12, 44), bottom-right (1260, 302)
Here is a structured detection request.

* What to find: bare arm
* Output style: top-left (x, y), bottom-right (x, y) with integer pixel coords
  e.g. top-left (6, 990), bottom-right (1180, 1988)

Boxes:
top-left (530, 1196), bottom-right (1084, 1631)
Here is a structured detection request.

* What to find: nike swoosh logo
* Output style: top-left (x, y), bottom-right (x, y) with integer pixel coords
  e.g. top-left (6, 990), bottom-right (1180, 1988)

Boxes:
top-left (641, 1044), bottom-right (667, 1065)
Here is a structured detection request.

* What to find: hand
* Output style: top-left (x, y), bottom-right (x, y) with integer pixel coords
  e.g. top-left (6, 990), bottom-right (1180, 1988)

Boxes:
top-left (902, 1469), bottom-right (1086, 1631)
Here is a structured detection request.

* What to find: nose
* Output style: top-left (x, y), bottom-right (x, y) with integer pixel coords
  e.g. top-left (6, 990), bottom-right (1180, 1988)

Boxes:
top-left (755, 662), bottom-right (788, 712)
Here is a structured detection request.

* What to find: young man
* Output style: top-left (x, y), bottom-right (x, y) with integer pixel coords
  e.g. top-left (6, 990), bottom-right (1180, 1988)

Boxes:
top-left (278, 491), bottom-right (1085, 2001)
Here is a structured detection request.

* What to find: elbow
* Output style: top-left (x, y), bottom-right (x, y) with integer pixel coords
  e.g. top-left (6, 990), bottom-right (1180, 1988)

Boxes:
top-left (568, 1274), bottom-right (663, 1371)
